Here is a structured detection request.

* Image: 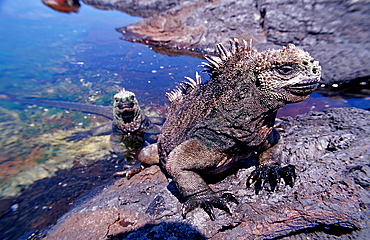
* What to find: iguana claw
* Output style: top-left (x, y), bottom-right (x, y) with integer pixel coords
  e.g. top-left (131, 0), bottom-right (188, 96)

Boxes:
top-left (247, 164), bottom-right (296, 194)
top-left (113, 161), bottom-right (144, 179)
top-left (181, 191), bottom-right (238, 221)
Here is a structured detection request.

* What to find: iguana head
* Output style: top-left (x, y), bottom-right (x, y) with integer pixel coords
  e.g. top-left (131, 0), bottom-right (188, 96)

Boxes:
top-left (113, 88), bottom-right (144, 132)
top-left (255, 44), bottom-right (321, 104)
top-left (166, 39), bottom-right (320, 111)
top-left (201, 39), bottom-right (321, 107)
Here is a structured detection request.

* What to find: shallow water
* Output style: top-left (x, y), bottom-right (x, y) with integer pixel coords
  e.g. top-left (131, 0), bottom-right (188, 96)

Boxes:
top-left (0, 0), bottom-right (205, 199)
top-left (0, 0), bottom-right (369, 238)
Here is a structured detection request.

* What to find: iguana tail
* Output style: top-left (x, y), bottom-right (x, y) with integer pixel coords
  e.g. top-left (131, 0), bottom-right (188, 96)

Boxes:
top-left (0, 93), bottom-right (112, 120)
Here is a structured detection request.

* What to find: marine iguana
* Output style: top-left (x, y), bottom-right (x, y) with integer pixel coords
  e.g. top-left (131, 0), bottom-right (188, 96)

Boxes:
top-left (1, 88), bottom-right (159, 164)
top-left (139, 39), bottom-right (321, 220)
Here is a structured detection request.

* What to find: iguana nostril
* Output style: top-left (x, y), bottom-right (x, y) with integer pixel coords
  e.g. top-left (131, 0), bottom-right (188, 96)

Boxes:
top-left (312, 66), bottom-right (319, 74)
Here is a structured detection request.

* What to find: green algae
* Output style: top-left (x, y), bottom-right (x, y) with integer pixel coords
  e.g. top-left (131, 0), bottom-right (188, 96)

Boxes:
top-left (0, 105), bottom-right (111, 199)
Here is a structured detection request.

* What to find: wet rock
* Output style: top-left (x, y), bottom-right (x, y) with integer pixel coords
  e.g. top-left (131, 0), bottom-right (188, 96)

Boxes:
top-left (82, 0), bottom-right (183, 18)
top-left (40, 107), bottom-right (370, 239)
top-left (116, 0), bottom-right (265, 54)
top-left (84, 0), bottom-right (370, 86)
top-left (0, 156), bottom-right (126, 240)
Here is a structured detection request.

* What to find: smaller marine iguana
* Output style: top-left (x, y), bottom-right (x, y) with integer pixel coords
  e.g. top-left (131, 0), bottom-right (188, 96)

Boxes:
top-left (1, 88), bottom-right (160, 167)
top-left (139, 39), bottom-right (322, 220)
top-left (62, 88), bottom-right (153, 163)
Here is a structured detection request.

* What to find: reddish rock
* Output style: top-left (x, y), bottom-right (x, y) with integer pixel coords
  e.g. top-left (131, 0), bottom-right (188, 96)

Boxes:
top-left (43, 0), bottom-right (80, 13)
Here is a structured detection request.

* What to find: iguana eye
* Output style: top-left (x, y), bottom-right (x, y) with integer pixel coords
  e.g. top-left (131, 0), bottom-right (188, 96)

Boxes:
top-left (277, 65), bottom-right (295, 75)
top-left (130, 96), bottom-right (135, 101)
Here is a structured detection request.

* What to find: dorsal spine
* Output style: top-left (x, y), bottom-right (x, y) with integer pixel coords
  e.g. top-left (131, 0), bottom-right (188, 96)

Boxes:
top-left (166, 38), bottom-right (253, 103)
top-left (166, 72), bottom-right (202, 102)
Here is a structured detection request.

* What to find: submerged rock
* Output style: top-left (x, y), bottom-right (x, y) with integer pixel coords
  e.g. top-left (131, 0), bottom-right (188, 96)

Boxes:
top-left (40, 107), bottom-right (370, 239)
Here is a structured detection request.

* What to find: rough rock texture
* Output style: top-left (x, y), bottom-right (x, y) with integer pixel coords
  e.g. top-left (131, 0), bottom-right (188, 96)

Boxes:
top-left (0, 156), bottom-right (127, 240)
top-left (82, 0), bottom-right (182, 18)
top-left (40, 107), bottom-right (370, 239)
top-left (83, 0), bottom-right (370, 86)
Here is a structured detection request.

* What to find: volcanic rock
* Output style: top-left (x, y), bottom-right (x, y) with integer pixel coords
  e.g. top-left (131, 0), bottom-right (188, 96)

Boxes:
top-left (40, 107), bottom-right (370, 239)
top-left (83, 0), bottom-right (370, 86)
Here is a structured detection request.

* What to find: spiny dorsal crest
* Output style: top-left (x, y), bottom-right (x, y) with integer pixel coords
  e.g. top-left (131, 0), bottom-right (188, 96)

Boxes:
top-left (165, 39), bottom-right (254, 103)
top-left (118, 88), bottom-right (126, 95)
top-left (201, 38), bottom-right (254, 73)
top-left (166, 72), bottom-right (202, 102)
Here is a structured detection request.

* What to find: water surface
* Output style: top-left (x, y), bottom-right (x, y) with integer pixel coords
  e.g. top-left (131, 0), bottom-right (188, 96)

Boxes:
top-left (0, 0), bottom-right (205, 199)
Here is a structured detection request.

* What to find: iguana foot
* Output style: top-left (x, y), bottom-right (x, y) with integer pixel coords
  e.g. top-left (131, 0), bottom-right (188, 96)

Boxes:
top-left (113, 161), bottom-right (144, 179)
top-left (246, 164), bottom-right (296, 194)
top-left (182, 191), bottom-right (238, 221)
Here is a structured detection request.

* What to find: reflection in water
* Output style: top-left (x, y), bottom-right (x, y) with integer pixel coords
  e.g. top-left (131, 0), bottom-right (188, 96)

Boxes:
top-left (42, 0), bottom-right (80, 13)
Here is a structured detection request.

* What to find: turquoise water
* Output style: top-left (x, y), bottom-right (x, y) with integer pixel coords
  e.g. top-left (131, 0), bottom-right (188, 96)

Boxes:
top-left (0, 0), bottom-right (203, 199)
top-left (0, 0), bottom-right (369, 198)
top-left (0, 0), bottom-right (201, 103)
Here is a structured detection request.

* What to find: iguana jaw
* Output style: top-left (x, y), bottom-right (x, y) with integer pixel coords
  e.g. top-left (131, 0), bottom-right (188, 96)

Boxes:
top-left (284, 78), bottom-right (320, 96)
top-left (117, 101), bottom-right (134, 110)
top-left (113, 88), bottom-right (143, 128)
top-left (116, 101), bottom-right (135, 115)
top-left (115, 101), bottom-right (136, 123)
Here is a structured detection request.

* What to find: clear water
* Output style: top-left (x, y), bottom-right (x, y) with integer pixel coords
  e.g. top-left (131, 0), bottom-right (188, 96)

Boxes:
top-left (0, 0), bottom-right (207, 199)
top-left (0, 0), bottom-right (369, 202)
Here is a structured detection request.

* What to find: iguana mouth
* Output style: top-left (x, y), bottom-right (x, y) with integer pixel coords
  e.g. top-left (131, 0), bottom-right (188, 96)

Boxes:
top-left (116, 101), bottom-right (135, 111)
top-left (285, 79), bottom-right (319, 96)
top-left (115, 101), bottom-right (136, 123)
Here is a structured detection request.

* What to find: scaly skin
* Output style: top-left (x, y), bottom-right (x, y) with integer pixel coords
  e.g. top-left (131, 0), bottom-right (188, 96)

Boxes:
top-left (155, 39), bottom-right (321, 220)
top-left (109, 88), bottom-right (151, 162)
top-left (1, 88), bottom-right (160, 173)
top-left (58, 88), bottom-right (153, 163)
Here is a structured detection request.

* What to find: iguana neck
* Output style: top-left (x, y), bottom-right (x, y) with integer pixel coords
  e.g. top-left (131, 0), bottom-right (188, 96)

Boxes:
top-left (113, 108), bottom-right (145, 133)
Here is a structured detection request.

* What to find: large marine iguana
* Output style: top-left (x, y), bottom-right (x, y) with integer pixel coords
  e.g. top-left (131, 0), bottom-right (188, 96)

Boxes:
top-left (1, 88), bottom-right (160, 164)
top-left (139, 39), bottom-right (321, 220)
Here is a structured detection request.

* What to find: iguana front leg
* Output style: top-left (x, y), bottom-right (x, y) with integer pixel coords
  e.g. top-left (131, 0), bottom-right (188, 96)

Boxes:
top-left (165, 139), bottom-right (238, 220)
top-left (114, 143), bottom-right (159, 179)
top-left (247, 128), bottom-right (296, 193)
top-left (110, 131), bottom-right (145, 163)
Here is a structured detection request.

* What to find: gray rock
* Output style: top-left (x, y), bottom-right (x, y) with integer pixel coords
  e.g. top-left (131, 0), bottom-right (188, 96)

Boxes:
top-left (40, 107), bottom-right (370, 239)
top-left (258, 0), bottom-right (370, 86)
top-left (83, 0), bottom-right (370, 86)
top-left (82, 0), bottom-right (183, 18)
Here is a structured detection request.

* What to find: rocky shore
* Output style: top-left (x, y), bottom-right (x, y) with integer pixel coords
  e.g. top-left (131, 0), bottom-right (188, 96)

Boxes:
top-left (38, 107), bottom-right (370, 239)
top-left (83, 0), bottom-right (370, 86)
top-left (7, 1), bottom-right (369, 239)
